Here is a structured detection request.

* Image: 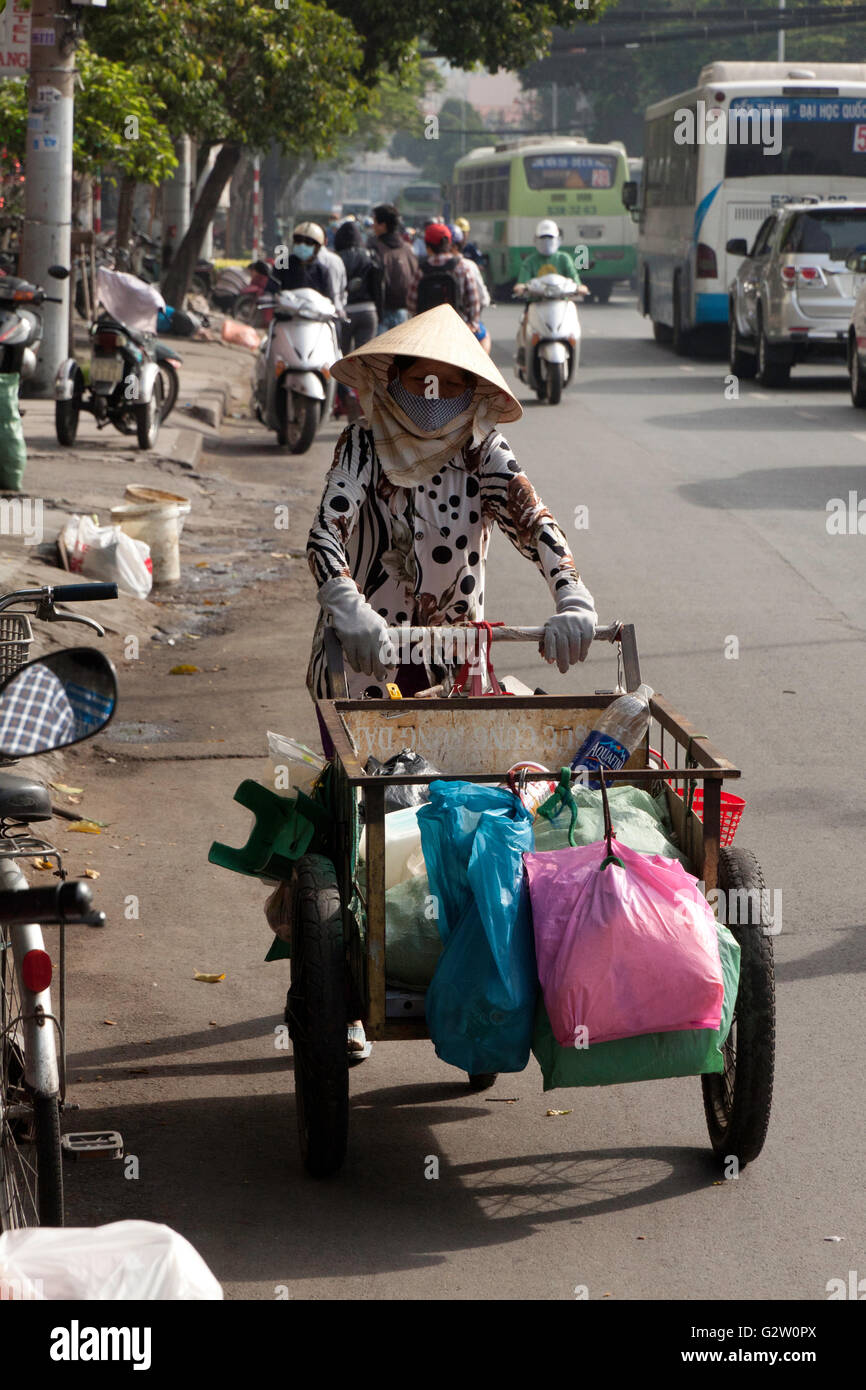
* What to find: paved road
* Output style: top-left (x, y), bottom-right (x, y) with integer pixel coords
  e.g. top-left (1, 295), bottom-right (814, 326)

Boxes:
top-left (62, 291), bottom-right (865, 1302)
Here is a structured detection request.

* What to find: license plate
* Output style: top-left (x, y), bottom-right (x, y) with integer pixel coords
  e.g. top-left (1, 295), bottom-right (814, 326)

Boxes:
top-left (90, 355), bottom-right (123, 384)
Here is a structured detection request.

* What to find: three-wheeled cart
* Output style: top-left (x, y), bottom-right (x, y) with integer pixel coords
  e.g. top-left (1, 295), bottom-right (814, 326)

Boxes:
top-left (285, 623), bottom-right (775, 1177)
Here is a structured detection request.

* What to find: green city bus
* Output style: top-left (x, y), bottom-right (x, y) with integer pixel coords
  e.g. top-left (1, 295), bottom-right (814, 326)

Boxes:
top-left (451, 137), bottom-right (636, 300)
top-left (396, 182), bottom-right (443, 225)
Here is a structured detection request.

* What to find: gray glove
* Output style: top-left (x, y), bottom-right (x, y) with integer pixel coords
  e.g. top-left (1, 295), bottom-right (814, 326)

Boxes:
top-left (317, 576), bottom-right (394, 680)
top-left (541, 579), bottom-right (597, 672)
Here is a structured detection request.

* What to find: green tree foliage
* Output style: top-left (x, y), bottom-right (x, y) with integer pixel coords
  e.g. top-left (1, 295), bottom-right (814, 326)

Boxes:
top-left (326, 0), bottom-right (605, 76)
top-left (391, 97), bottom-right (493, 186)
top-left (522, 0), bottom-right (866, 152)
top-left (0, 44), bottom-right (176, 182)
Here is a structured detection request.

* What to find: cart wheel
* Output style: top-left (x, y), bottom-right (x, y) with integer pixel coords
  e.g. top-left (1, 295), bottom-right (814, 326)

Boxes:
top-left (702, 847), bottom-right (775, 1169)
top-left (467, 1073), bottom-right (498, 1091)
top-left (286, 854), bottom-right (348, 1178)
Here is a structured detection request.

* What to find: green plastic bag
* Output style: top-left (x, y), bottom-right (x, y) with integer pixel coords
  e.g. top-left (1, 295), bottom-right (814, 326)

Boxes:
top-left (532, 922), bottom-right (740, 1089)
top-left (385, 873), bottom-right (442, 990)
top-left (0, 374), bottom-right (26, 491)
top-left (534, 783), bottom-right (690, 864)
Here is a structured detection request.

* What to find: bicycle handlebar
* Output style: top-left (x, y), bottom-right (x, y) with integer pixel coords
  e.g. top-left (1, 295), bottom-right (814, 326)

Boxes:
top-left (0, 879), bottom-right (102, 927)
top-left (52, 583), bottom-right (119, 603)
top-left (0, 582), bottom-right (118, 614)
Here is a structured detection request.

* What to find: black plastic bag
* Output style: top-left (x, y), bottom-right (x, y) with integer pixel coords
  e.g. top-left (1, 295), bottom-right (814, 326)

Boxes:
top-left (364, 748), bottom-right (440, 814)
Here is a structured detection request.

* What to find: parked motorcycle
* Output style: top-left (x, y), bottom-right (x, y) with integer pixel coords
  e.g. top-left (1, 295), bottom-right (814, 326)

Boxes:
top-left (54, 265), bottom-right (170, 449)
top-left (0, 270), bottom-right (64, 385)
top-left (252, 286), bottom-right (340, 454)
top-left (513, 273), bottom-right (587, 404)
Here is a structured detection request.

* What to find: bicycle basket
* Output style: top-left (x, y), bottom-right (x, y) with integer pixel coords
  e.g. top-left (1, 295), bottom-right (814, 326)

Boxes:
top-left (0, 613), bottom-right (33, 681)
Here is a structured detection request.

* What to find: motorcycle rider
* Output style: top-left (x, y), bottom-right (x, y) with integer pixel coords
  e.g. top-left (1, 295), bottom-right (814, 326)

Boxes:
top-left (517, 220), bottom-right (583, 285)
top-left (273, 222), bottom-right (335, 302)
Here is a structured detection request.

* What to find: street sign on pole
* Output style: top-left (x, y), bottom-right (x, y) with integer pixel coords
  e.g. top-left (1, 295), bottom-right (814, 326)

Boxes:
top-left (0, 0), bottom-right (31, 78)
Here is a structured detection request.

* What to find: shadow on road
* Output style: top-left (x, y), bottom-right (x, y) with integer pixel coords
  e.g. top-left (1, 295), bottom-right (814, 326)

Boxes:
top-left (63, 1079), bottom-right (725, 1289)
top-left (678, 464), bottom-right (866, 509)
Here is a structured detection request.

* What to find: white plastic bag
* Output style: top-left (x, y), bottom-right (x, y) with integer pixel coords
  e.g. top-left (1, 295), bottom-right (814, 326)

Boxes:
top-left (96, 266), bottom-right (165, 333)
top-left (0, 1220), bottom-right (223, 1300)
top-left (60, 514), bottom-right (152, 599)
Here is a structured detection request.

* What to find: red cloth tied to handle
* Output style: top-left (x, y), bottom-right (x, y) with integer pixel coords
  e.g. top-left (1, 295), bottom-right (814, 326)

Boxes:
top-left (452, 621), bottom-right (512, 697)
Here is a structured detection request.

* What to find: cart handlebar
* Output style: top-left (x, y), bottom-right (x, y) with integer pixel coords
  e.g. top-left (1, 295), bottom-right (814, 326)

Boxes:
top-left (381, 622), bottom-right (622, 643)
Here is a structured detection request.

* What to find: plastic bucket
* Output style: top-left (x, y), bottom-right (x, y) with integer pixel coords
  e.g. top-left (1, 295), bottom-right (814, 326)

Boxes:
top-left (124, 484), bottom-right (191, 536)
top-left (111, 501), bottom-right (181, 587)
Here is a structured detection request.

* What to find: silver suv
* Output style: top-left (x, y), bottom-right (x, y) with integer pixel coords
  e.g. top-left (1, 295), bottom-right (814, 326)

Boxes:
top-left (727, 199), bottom-right (866, 387)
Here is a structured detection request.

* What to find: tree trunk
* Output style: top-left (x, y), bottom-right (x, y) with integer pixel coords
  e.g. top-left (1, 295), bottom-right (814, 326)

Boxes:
top-left (115, 175), bottom-right (137, 262)
top-left (162, 142), bottom-right (241, 307)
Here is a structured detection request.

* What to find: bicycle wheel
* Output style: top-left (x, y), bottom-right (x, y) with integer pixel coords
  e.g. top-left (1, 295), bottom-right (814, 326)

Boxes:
top-left (0, 939), bottom-right (63, 1228)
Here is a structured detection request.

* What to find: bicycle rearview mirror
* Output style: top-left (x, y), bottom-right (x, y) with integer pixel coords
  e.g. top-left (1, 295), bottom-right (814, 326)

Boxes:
top-left (0, 648), bottom-right (118, 758)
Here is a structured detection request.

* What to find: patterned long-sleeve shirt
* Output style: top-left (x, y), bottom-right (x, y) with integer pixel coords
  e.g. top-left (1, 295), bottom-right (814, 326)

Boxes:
top-left (306, 422), bottom-right (583, 697)
top-left (406, 253), bottom-right (482, 332)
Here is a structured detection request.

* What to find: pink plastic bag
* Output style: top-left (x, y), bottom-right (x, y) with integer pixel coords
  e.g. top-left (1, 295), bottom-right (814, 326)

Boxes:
top-left (524, 837), bottom-right (724, 1047)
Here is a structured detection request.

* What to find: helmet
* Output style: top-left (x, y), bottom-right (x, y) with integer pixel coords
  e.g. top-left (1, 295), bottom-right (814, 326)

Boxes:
top-left (293, 221), bottom-right (325, 246)
top-left (456, 217), bottom-right (471, 235)
top-left (447, 223), bottom-right (463, 244)
top-left (534, 219), bottom-right (560, 255)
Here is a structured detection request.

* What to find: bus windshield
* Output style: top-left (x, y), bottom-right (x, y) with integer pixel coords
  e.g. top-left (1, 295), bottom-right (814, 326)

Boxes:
top-left (726, 96), bottom-right (866, 179)
top-left (523, 152), bottom-right (619, 190)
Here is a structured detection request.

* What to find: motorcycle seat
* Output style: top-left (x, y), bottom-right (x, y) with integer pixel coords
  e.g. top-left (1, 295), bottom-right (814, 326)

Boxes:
top-left (0, 772), bottom-right (53, 823)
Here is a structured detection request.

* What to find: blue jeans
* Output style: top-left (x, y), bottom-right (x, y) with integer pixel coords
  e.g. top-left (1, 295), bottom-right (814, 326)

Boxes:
top-left (378, 308), bottom-right (409, 333)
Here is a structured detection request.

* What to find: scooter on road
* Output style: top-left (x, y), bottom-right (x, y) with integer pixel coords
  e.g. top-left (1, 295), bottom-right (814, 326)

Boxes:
top-left (252, 286), bottom-right (340, 454)
top-left (513, 273), bottom-right (588, 405)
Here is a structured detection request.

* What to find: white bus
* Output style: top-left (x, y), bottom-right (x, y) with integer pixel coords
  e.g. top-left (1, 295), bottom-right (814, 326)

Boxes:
top-left (632, 62), bottom-right (866, 349)
top-left (452, 137), bottom-right (636, 300)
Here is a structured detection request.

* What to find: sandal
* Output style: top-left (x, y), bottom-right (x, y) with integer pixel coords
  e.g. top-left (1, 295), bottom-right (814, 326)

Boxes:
top-left (347, 1023), bottom-right (372, 1062)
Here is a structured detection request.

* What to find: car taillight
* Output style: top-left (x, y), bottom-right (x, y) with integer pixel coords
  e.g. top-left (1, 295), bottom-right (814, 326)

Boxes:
top-left (696, 242), bottom-right (717, 278)
top-left (94, 331), bottom-right (125, 349)
top-left (780, 265), bottom-right (797, 288)
top-left (21, 948), bottom-right (52, 993)
top-left (797, 265), bottom-right (824, 283)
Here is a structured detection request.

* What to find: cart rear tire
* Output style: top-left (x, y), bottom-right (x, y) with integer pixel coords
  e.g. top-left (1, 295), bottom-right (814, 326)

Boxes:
top-left (287, 854), bottom-right (348, 1178)
top-left (702, 847), bottom-right (775, 1168)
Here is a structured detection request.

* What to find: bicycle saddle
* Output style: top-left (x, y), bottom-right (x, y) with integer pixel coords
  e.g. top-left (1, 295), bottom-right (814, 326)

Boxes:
top-left (0, 773), bottom-right (52, 822)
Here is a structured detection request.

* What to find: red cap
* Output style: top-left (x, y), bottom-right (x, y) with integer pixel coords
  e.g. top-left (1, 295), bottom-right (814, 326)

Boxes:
top-left (424, 222), bottom-right (452, 248)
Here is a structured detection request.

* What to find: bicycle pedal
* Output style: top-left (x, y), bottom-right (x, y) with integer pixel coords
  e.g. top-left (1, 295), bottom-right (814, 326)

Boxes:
top-left (61, 1130), bottom-right (124, 1160)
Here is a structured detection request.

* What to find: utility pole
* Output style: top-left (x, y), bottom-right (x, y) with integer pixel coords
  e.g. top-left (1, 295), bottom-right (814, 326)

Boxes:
top-left (18, 0), bottom-right (75, 396)
top-left (163, 136), bottom-right (193, 266)
top-left (778, 0), bottom-right (786, 60)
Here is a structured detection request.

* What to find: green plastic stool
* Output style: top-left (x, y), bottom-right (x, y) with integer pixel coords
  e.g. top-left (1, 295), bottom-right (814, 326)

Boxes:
top-left (208, 780), bottom-right (328, 881)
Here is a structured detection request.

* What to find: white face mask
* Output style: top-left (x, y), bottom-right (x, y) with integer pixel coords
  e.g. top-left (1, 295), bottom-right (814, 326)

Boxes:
top-left (535, 236), bottom-right (558, 256)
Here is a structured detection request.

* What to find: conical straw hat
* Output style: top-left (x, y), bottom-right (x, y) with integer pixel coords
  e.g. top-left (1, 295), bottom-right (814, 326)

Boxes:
top-left (331, 304), bottom-right (522, 424)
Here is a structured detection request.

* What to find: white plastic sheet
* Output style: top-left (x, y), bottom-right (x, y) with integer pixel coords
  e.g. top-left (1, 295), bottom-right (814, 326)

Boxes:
top-left (0, 1220), bottom-right (223, 1300)
top-left (96, 267), bottom-right (165, 333)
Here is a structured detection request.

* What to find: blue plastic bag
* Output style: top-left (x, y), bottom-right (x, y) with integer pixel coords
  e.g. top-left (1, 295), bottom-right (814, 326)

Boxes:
top-left (418, 781), bottom-right (537, 1074)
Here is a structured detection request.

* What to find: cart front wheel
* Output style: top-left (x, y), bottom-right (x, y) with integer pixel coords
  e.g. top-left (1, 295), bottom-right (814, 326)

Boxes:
top-left (287, 854), bottom-right (349, 1178)
top-left (702, 847), bottom-right (775, 1168)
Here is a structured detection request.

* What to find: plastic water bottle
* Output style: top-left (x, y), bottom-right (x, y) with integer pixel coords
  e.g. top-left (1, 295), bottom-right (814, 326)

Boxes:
top-left (570, 684), bottom-right (654, 787)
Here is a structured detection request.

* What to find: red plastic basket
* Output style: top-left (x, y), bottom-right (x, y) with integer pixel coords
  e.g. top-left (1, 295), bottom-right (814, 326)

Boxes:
top-left (675, 786), bottom-right (745, 847)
